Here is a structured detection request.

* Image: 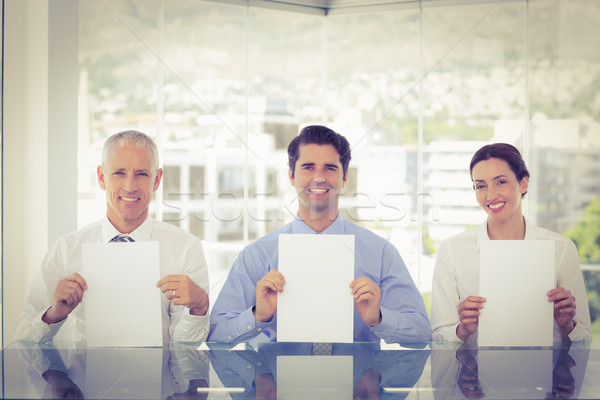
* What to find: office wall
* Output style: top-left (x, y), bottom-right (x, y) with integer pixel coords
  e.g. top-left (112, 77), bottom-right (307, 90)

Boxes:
top-left (2, 0), bottom-right (78, 346)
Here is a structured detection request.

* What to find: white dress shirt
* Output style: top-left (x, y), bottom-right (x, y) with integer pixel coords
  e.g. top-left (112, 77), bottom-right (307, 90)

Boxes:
top-left (431, 218), bottom-right (592, 344)
top-left (14, 216), bottom-right (209, 344)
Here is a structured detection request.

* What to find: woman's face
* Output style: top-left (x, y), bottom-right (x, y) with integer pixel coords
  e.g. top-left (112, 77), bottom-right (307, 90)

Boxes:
top-left (471, 157), bottom-right (529, 225)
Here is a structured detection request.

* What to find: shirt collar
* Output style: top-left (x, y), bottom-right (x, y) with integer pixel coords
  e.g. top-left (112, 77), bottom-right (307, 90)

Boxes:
top-left (101, 215), bottom-right (153, 243)
top-left (476, 216), bottom-right (535, 252)
top-left (291, 212), bottom-right (345, 234)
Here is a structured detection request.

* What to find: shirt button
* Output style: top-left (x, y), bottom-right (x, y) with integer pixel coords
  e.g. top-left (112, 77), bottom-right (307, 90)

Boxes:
top-left (228, 336), bottom-right (232, 340)
top-left (374, 332), bottom-right (379, 335)
top-left (257, 328), bottom-right (263, 332)
top-left (247, 325), bottom-right (252, 330)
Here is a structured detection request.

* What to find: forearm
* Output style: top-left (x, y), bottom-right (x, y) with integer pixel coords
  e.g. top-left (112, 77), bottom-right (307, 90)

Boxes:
top-left (208, 307), bottom-right (273, 343)
top-left (374, 306), bottom-right (432, 345)
top-left (170, 308), bottom-right (210, 343)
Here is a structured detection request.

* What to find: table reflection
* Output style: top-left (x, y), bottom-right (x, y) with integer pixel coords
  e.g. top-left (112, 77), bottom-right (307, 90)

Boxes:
top-left (6, 341), bottom-right (598, 399)
top-left (13, 341), bottom-right (209, 400)
top-left (431, 342), bottom-right (590, 400)
top-left (209, 342), bottom-right (430, 399)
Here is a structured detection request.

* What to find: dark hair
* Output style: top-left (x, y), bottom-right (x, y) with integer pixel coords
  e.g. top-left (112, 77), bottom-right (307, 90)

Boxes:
top-left (469, 143), bottom-right (530, 197)
top-left (287, 125), bottom-right (352, 179)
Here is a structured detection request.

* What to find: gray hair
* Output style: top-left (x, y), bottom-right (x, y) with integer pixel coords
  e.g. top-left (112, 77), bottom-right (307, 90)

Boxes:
top-left (101, 130), bottom-right (160, 172)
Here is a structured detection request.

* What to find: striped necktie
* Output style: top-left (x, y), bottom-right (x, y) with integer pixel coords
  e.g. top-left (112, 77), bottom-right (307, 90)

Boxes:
top-left (110, 234), bottom-right (135, 243)
top-left (312, 342), bottom-right (333, 355)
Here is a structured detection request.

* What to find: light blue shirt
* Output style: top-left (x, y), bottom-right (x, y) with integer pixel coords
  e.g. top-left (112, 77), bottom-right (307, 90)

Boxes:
top-left (208, 214), bottom-right (431, 345)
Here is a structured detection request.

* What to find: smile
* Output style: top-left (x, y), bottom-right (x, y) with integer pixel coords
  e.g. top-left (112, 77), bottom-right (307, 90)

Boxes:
top-left (488, 202), bottom-right (506, 211)
top-left (120, 196), bottom-right (139, 202)
top-left (308, 188), bottom-right (329, 194)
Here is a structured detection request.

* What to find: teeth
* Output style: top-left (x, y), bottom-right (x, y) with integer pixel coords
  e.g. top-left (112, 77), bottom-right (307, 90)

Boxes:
top-left (489, 202), bottom-right (505, 210)
top-left (121, 196), bottom-right (138, 202)
top-left (309, 189), bottom-right (328, 194)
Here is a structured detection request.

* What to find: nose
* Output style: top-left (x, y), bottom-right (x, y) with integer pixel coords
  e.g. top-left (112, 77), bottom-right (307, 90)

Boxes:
top-left (313, 175), bottom-right (326, 183)
top-left (123, 173), bottom-right (137, 192)
top-left (486, 185), bottom-right (496, 201)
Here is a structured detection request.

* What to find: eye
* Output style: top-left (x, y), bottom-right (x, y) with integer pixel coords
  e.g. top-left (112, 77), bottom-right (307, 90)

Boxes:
top-left (474, 184), bottom-right (486, 190)
top-left (496, 179), bottom-right (507, 185)
top-left (113, 171), bottom-right (125, 176)
top-left (327, 166), bottom-right (337, 171)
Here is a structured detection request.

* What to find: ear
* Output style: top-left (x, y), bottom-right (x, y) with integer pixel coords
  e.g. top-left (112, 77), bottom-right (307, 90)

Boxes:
top-left (288, 168), bottom-right (294, 186)
top-left (153, 168), bottom-right (163, 192)
top-left (342, 169), bottom-right (349, 188)
top-left (520, 176), bottom-right (529, 195)
top-left (97, 165), bottom-right (106, 190)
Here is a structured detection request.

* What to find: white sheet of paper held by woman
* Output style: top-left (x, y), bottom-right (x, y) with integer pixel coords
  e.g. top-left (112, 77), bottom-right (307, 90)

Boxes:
top-left (479, 240), bottom-right (555, 346)
top-left (277, 234), bottom-right (355, 343)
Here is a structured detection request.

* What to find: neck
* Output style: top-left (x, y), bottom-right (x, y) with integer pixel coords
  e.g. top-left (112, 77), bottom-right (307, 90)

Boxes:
top-left (298, 208), bottom-right (338, 233)
top-left (108, 214), bottom-right (147, 235)
top-left (487, 214), bottom-right (526, 240)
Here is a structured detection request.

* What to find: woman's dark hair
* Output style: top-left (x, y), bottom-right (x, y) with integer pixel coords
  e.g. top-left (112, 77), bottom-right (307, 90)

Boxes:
top-left (287, 125), bottom-right (351, 179)
top-left (469, 143), bottom-right (530, 197)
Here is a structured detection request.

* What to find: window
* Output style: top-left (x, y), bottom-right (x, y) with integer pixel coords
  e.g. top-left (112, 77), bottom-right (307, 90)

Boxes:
top-left (77, 0), bottom-right (600, 337)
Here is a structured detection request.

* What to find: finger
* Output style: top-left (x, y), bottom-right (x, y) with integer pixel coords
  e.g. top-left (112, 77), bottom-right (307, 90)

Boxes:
top-left (354, 292), bottom-right (375, 303)
top-left (265, 270), bottom-right (285, 285)
top-left (258, 279), bottom-right (283, 293)
top-left (465, 295), bottom-right (486, 303)
top-left (61, 281), bottom-right (85, 303)
top-left (352, 284), bottom-right (378, 299)
top-left (66, 273), bottom-right (88, 290)
top-left (261, 275), bottom-right (285, 292)
top-left (156, 274), bottom-right (185, 287)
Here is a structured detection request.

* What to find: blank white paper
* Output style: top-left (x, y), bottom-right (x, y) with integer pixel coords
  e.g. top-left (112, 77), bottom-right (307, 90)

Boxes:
top-left (82, 242), bottom-right (163, 347)
top-left (277, 356), bottom-right (353, 399)
top-left (277, 234), bottom-right (355, 343)
top-left (479, 240), bottom-right (555, 347)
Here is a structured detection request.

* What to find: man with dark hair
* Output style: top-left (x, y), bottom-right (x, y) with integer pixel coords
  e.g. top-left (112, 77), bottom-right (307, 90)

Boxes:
top-left (15, 130), bottom-right (210, 344)
top-left (209, 125), bottom-right (431, 344)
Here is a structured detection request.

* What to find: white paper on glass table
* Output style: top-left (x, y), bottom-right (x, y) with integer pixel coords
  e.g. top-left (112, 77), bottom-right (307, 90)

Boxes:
top-left (277, 234), bottom-right (355, 343)
top-left (82, 241), bottom-right (163, 347)
top-left (479, 240), bottom-right (555, 347)
top-left (277, 355), bottom-right (353, 399)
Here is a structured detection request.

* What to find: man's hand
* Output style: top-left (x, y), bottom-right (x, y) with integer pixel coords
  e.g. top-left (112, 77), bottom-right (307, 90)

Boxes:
top-left (350, 277), bottom-right (382, 327)
top-left (42, 369), bottom-right (84, 400)
top-left (42, 273), bottom-right (87, 325)
top-left (548, 287), bottom-right (577, 335)
top-left (254, 270), bottom-right (285, 322)
top-left (157, 275), bottom-right (209, 316)
top-left (456, 296), bottom-right (486, 341)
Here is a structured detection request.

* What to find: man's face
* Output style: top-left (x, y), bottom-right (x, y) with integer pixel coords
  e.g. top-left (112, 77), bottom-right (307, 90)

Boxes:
top-left (97, 144), bottom-right (162, 233)
top-left (289, 143), bottom-right (347, 219)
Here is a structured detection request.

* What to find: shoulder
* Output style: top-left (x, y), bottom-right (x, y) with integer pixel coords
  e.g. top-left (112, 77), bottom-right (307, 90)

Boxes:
top-left (151, 219), bottom-right (201, 243)
top-left (343, 219), bottom-right (388, 242)
top-left (240, 222), bottom-right (292, 254)
top-left (438, 227), bottom-right (479, 253)
top-left (531, 225), bottom-right (577, 253)
top-left (532, 225), bottom-right (570, 242)
top-left (52, 220), bottom-right (103, 247)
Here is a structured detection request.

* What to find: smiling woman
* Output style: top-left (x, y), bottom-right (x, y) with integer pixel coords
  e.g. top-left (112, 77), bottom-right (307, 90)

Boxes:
top-left (431, 143), bottom-right (593, 344)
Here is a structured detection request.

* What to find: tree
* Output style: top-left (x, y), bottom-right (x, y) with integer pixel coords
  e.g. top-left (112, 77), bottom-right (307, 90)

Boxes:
top-left (564, 197), bottom-right (600, 323)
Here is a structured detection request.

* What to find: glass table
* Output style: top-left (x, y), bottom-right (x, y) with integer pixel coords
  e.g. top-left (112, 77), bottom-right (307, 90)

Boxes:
top-left (2, 341), bottom-right (599, 399)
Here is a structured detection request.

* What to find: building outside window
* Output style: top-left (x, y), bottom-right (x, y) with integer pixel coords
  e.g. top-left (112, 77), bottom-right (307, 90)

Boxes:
top-left (73, 0), bottom-right (600, 338)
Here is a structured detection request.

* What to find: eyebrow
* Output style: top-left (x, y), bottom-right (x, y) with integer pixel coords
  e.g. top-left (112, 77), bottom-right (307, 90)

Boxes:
top-left (299, 162), bottom-right (339, 170)
top-left (474, 174), bottom-right (508, 182)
